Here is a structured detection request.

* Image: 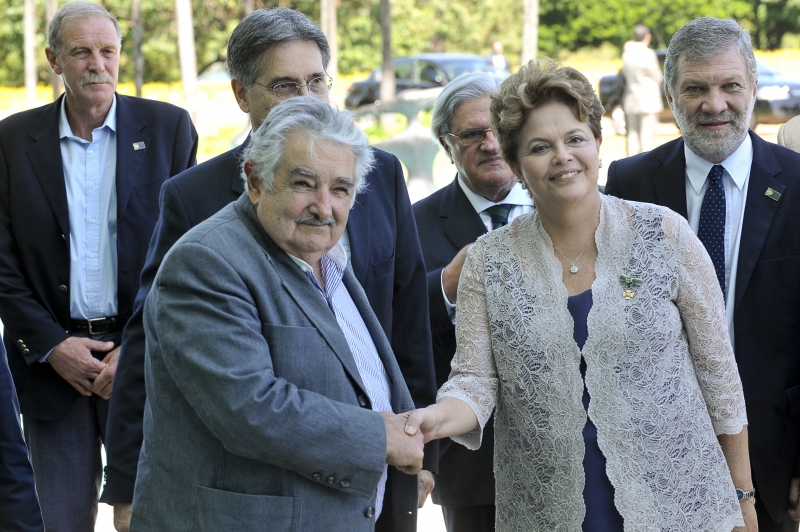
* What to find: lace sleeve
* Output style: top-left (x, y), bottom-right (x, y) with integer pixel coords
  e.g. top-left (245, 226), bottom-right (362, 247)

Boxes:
top-left (437, 242), bottom-right (499, 450)
top-left (668, 213), bottom-right (748, 435)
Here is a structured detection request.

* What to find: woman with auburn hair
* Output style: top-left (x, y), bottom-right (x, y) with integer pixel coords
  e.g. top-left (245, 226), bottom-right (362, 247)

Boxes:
top-left (405, 59), bottom-right (756, 531)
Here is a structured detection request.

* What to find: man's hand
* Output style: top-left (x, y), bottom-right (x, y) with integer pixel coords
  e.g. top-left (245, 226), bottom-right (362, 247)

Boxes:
top-left (92, 346), bottom-right (121, 399)
top-left (417, 470), bottom-right (435, 508)
top-left (382, 411), bottom-right (424, 475)
top-left (113, 502), bottom-right (132, 532)
top-left (442, 244), bottom-right (473, 303)
top-left (789, 477), bottom-right (800, 520)
top-left (47, 337), bottom-right (113, 396)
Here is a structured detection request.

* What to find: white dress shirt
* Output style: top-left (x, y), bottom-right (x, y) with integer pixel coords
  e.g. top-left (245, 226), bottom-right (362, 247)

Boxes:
top-left (59, 96), bottom-right (118, 320)
top-left (442, 177), bottom-right (535, 320)
top-left (288, 243), bottom-right (392, 519)
top-left (684, 134), bottom-right (753, 344)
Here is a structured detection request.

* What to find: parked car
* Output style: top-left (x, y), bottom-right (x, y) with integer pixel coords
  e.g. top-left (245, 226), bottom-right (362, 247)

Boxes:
top-left (345, 53), bottom-right (508, 108)
top-left (598, 50), bottom-right (800, 135)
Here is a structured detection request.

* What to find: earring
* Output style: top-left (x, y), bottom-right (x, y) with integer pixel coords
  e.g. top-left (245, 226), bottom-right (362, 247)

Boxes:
top-left (599, 159), bottom-right (603, 168)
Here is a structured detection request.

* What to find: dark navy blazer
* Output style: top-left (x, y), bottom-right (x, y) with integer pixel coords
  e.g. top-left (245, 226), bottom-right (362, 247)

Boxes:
top-left (102, 142), bottom-right (437, 520)
top-left (0, 342), bottom-right (44, 532)
top-left (0, 94), bottom-right (198, 420)
top-left (606, 131), bottom-right (800, 525)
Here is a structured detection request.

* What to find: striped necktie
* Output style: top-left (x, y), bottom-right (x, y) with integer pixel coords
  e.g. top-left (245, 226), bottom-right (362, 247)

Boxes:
top-left (484, 203), bottom-right (513, 230)
top-left (697, 164), bottom-right (726, 300)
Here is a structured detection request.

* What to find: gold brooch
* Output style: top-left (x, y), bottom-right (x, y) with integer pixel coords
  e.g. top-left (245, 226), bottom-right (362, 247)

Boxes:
top-left (619, 275), bottom-right (643, 300)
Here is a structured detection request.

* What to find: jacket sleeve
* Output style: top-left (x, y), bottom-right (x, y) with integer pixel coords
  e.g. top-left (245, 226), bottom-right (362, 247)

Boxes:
top-left (101, 178), bottom-right (194, 503)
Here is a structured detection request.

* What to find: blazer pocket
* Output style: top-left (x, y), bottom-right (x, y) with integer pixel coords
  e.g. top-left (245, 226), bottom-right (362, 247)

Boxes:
top-left (758, 241), bottom-right (800, 263)
top-left (371, 250), bottom-right (395, 280)
top-left (190, 485), bottom-right (296, 531)
top-left (787, 384), bottom-right (800, 418)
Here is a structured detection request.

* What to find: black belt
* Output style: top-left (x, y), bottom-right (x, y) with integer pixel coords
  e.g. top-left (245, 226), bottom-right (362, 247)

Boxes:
top-left (71, 316), bottom-right (123, 335)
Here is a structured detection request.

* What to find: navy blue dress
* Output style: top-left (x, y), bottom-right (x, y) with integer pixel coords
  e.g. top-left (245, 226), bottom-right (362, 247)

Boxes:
top-left (567, 289), bottom-right (624, 531)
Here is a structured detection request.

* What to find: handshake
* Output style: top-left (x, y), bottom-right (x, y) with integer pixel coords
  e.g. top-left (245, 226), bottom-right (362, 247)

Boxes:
top-left (381, 408), bottom-right (438, 475)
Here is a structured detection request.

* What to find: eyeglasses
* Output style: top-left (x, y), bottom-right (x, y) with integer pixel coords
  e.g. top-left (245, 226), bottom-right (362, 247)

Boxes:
top-left (443, 127), bottom-right (495, 146)
top-left (252, 75), bottom-right (333, 100)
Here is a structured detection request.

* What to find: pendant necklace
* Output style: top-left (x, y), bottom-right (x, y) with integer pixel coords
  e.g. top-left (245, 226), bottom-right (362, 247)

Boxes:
top-left (552, 235), bottom-right (594, 274)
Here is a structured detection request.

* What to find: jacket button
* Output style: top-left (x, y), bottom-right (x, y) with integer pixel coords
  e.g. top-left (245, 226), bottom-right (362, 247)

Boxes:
top-left (326, 476), bottom-right (335, 484)
top-left (364, 507), bottom-right (375, 518)
top-left (312, 473), bottom-right (321, 481)
top-left (17, 339), bottom-right (23, 345)
top-left (358, 394), bottom-right (367, 407)
top-left (340, 479), bottom-right (351, 488)
top-left (23, 349), bottom-right (30, 355)
top-left (61, 233), bottom-right (66, 241)
top-left (58, 285), bottom-right (68, 293)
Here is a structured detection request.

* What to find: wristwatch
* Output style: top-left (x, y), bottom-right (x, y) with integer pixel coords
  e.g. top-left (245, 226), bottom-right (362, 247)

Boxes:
top-left (736, 487), bottom-right (756, 504)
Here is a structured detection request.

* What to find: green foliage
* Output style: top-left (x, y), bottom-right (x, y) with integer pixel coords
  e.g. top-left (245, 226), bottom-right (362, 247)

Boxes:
top-left (0, 0), bottom-right (795, 87)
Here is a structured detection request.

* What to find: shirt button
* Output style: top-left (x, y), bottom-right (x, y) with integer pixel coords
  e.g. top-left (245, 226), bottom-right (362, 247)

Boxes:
top-left (364, 507), bottom-right (375, 518)
top-left (89, 252), bottom-right (96, 258)
top-left (90, 218), bottom-right (96, 224)
top-left (340, 479), bottom-right (351, 488)
top-left (59, 285), bottom-right (68, 293)
top-left (326, 476), bottom-right (335, 484)
top-left (88, 150), bottom-right (94, 155)
top-left (312, 473), bottom-right (321, 481)
top-left (358, 395), bottom-right (367, 407)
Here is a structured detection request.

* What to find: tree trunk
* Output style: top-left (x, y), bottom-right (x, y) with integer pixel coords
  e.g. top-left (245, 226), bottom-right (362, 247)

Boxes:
top-left (521, 0), bottom-right (539, 65)
top-left (243, 0), bottom-right (254, 16)
top-left (320, 0), bottom-right (338, 78)
top-left (379, 0), bottom-right (395, 107)
top-left (133, 0), bottom-right (144, 97)
top-left (45, 0), bottom-right (62, 101)
top-left (175, 0), bottom-right (198, 122)
top-left (24, 0), bottom-right (36, 108)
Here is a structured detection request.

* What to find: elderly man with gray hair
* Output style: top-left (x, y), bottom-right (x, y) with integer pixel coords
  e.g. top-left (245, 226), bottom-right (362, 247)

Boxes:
top-left (607, 16), bottom-right (800, 532)
top-left (130, 96), bottom-right (423, 531)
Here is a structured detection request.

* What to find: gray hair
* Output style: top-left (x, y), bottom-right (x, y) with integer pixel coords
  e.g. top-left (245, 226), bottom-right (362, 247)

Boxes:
top-left (227, 8), bottom-right (330, 90)
top-left (664, 17), bottom-right (757, 95)
top-left (48, 1), bottom-right (121, 56)
top-left (242, 96), bottom-right (373, 204)
top-left (431, 72), bottom-right (500, 144)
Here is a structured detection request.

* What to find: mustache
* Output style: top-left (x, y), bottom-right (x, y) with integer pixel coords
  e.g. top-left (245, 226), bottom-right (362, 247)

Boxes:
top-left (80, 72), bottom-right (114, 85)
top-left (690, 111), bottom-right (739, 126)
top-left (295, 214), bottom-right (336, 226)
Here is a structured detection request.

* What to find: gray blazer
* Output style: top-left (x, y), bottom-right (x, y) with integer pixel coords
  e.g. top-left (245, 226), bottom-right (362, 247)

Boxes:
top-left (130, 194), bottom-right (417, 531)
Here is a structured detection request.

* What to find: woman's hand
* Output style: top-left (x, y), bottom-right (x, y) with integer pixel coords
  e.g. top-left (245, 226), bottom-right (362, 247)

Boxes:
top-left (403, 397), bottom-right (480, 443)
top-left (403, 407), bottom-right (440, 444)
top-left (734, 499), bottom-right (758, 532)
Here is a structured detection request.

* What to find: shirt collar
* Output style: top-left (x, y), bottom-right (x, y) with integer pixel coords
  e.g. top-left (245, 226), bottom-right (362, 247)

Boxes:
top-left (286, 241), bottom-right (348, 274)
top-left (685, 133), bottom-right (752, 194)
top-left (59, 94), bottom-right (118, 140)
top-left (456, 174), bottom-right (534, 214)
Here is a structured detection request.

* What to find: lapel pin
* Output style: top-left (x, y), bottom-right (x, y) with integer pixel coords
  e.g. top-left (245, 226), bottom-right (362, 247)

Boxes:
top-left (619, 275), bottom-right (643, 300)
top-left (133, 142), bottom-right (146, 151)
top-left (765, 187), bottom-right (781, 202)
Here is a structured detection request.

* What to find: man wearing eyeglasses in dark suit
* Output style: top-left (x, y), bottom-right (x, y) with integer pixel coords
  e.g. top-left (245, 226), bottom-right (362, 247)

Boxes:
top-left (102, 8), bottom-right (436, 531)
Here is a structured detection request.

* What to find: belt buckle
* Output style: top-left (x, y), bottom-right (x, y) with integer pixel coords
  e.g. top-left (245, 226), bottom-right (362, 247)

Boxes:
top-left (87, 317), bottom-right (105, 335)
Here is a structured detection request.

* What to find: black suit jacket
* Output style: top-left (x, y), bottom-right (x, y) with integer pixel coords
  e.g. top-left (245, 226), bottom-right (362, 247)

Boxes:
top-left (102, 144), bottom-right (437, 510)
top-left (0, 94), bottom-right (197, 420)
top-left (606, 131), bottom-right (800, 524)
top-left (0, 343), bottom-right (43, 532)
top-left (412, 176), bottom-right (495, 508)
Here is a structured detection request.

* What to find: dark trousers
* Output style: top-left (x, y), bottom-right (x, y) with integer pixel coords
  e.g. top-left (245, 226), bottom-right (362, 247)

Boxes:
top-left (22, 332), bottom-right (118, 532)
top-left (442, 504), bottom-right (495, 532)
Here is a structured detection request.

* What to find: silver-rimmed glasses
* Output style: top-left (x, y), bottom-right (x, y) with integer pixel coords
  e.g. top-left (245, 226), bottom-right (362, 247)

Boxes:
top-left (443, 127), bottom-right (495, 146)
top-left (252, 74), bottom-right (333, 100)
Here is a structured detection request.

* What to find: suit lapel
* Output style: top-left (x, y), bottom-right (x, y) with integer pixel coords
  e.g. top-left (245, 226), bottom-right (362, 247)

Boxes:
top-left (229, 138), bottom-right (248, 196)
top-left (27, 96), bottom-right (70, 237)
top-left (734, 132), bottom-right (784, 311)
top-left (115, 95), bottom-right (149, 220)
top-left (441, 176), bottom-right (488, 248)
top-left (234, 195), bottom-right (368, 393)
top-left (650, 138), bottom-right (689, 219)
top-left (347, 174), bottom-right (370, 285)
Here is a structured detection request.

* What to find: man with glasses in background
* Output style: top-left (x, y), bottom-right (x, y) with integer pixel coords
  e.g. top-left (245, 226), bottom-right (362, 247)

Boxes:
top-left (102, 8), bottom-right (436, 532)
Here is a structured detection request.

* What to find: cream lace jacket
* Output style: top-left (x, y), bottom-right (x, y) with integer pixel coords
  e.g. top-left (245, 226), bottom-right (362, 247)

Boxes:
top-left (439, 195), bottom-right (747, 531)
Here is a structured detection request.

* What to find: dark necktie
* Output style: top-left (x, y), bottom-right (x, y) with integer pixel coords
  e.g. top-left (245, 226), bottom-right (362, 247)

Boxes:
top-left (484, 203), bottom-right (513, 230)
top-left (697, 165), bottom-right (726, 299)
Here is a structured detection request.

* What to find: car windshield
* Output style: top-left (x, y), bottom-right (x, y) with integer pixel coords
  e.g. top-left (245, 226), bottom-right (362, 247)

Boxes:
top-left (437, 59), bottom-right (494, 78)
top-left (756, 58), bottom-right (779, 76)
